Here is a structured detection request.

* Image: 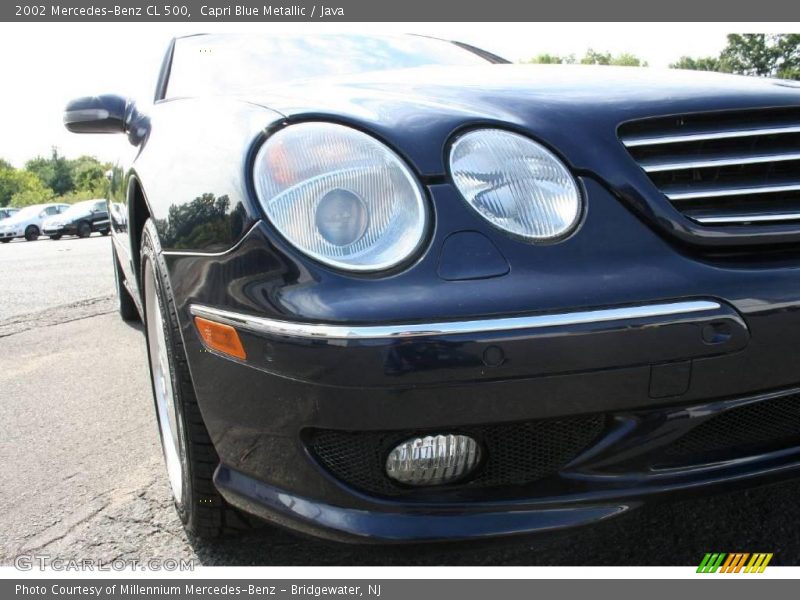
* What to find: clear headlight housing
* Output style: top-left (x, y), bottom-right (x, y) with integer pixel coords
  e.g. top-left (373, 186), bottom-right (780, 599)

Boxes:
top-left (449, 129), bottom-right (582, 242)
top-left (253, 122), bottom-right (428, 272)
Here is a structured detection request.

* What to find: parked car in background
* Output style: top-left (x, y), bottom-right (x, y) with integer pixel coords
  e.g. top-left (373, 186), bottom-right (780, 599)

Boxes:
top-left (42, 199), bottom-right (110, 240)
top-left (0, 207), bottom-right (19, 221)
top-left (65, 33), bottom-right (800, 544)
top-left (0, 203), bottom-right (69, 242)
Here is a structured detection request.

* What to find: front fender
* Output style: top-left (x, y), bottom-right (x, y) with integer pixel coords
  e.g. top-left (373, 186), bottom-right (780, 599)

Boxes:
top-left (132, 97), bottom-right (283, 254)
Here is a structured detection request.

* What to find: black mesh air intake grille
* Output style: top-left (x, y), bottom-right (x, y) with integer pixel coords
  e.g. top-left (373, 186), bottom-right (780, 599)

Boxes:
top-left (306, 415), bottom-right (605, 497)
top-left (666, 393), bottom-right (800, 460)
top-left (619, 107), bottom-right (800, 228)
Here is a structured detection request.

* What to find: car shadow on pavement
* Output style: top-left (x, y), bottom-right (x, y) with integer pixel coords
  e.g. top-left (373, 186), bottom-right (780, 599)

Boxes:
top-left (185, 478), bottom-right (800, 566)
top-left (122, 318), bottom-right (144, 333)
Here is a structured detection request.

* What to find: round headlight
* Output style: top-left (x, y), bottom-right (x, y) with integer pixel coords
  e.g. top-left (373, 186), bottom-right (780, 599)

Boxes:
top-left (253, 122), bottom-right (428, 272)
top-left (449, 129), bottom-right (582, 242)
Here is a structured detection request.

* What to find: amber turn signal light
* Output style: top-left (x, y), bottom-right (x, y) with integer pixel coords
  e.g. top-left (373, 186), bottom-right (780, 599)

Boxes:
top-left (194, 316), bottom-right (247, 360)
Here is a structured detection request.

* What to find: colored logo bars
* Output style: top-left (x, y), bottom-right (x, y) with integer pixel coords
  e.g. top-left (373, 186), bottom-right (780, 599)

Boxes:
top-left (697, 553), bottom-right (773, 573)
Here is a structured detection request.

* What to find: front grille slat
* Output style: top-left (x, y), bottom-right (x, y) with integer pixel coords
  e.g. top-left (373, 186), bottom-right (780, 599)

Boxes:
top-left (641, 150), bottom-right (800, 173)
top-left (692, 211), bottom-right (800, 225)
top-left (665, 182), bottom-right (800, 201)
top-left (620, 108), bottom-right (800, 229)
top-left (621, 123), bottom-right (800, 147)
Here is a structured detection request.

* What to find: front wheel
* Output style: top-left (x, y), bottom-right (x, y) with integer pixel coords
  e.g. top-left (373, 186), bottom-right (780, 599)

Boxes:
top-left (50, 234), bottom-right (62, 241)
top-left (140, 219), bottom-right (250, 539)
top-left (24, 226), bottom-right (39, 241)
top-left (77, 221), bottom-right (91, 238)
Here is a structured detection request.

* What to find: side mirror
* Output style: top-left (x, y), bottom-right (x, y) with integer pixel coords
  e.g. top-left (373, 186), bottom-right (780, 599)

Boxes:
top-left (63, 94), bottom-right (129, 134)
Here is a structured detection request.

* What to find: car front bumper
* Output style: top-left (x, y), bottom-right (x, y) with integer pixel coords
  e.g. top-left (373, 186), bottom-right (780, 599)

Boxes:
top-left (181, 297), bottom-right (800, 541)
top-left (166, 178), bottom-right (800, 541)
top-left (43, 224), bottom-right (76, 236)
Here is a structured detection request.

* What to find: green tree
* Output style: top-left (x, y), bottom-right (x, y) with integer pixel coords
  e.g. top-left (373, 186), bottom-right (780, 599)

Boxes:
top-left (523, 53), bottom-right (576, 65)
top-left (579, 49), bottom-right (648, 66)
top-left (524, 49), bottom-right (647, 67)
top-left (671, 34), bottom-right (800, 80)
top-left (670, 55), bottom-right (727, 72)
top-left (70, 156), bottom-right (106, 190)
top-left (608, 53), bottom-right (648, 67)
top-left (580, 49), bottom-right (613, 65)
top-left (1, 169), bottom-right (51, 208)
top-left (25, 147), bottom-right (74, 196)
top-left (1, 152), bottom-right (114, 207)
top-left (9, 171), bottom-right (55, 207)
top-left (0, 168), bottom-right (19, 207)
top-left (0, 158), bottom-right (14, 207)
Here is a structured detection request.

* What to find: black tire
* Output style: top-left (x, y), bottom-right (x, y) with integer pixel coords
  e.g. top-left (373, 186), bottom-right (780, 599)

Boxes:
top-left (112, 244), bottom-right (139, 322)
top-left (50, 234), bottom-right (62, 241)
top-left (24, 225), bottom-right (39, 241)
top-left (101, 229), bottom-right (110, 236)
top-left (0, 239), bottom-right (10, 244)
top-left (140, 219), bottom-right (250, 539)
top-left (77, 221), bottom-right (91, 238)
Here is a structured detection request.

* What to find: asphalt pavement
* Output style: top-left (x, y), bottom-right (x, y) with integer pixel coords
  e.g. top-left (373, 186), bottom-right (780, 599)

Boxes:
top-left (1, 235), bottom-right (799, 566)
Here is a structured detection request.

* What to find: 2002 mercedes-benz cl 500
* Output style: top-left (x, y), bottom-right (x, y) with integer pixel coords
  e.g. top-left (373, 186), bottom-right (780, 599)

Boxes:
top-left (65, 33), bottom-right (800, 542)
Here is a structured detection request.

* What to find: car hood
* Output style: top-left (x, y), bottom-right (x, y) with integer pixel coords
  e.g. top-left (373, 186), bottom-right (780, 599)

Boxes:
top-left (244, 64), bottom-right (800, 175)
top-left (57, 212), bottom-right (89, 222)
top-left (1, 215), bottom-right (32, 227)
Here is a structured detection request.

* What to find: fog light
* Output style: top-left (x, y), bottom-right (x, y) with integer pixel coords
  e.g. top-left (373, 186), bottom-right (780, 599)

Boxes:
top-left (385, 434), bottom-right (481, 486)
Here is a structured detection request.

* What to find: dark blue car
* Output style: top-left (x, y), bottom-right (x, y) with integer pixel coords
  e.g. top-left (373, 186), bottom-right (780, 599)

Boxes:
top-left (65, 33), bottom-right (800, 542)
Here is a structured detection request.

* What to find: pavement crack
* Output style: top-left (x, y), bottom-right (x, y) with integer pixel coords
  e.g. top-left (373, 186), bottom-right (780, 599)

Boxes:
top-left (18, 499), bottom-right (109, 554)
top-left (0, 295), bottom-right (116, 338)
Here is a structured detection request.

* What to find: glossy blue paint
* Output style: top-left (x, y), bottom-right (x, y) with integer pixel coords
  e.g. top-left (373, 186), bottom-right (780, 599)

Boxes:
top-left (66, 33), bottom-right (800, 542)
top-left (437, 231), bottom-right (509, 281)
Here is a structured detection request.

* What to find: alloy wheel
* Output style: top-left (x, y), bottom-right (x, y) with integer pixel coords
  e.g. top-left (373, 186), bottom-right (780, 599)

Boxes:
top-left (144, 261), bottom-right (185, 504)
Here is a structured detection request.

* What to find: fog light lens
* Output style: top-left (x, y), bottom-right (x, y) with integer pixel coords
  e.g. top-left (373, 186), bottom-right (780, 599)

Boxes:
top-left (385, 434), bottom-right (481, 486)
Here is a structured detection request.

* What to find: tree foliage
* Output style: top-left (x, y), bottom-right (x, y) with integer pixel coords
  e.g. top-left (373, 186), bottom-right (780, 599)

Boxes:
top-left (9, 171), bottom-right (55, 207)
top-left (671, 34), bottom-right (800, 80)
top-left (524, 49), bottom-right (648, 67)
top-left (670, 56), bottom-right (724, 72)
top-left (0, 149), bottom-right (111, 208)
top-left (26, 148), bottom-right (74, 196)
top-left (1, 169), bottom-right (51, 207)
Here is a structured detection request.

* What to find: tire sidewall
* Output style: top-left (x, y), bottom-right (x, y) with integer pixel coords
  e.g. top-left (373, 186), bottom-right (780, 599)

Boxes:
top-left (140, 222), bottom-right (193, 525)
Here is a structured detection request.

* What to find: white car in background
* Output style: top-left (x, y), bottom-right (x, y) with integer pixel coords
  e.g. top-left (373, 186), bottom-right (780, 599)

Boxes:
top-left (0, 207), bottom-right (19, 221)
top-left (0, 203), bottom-right (69, 242)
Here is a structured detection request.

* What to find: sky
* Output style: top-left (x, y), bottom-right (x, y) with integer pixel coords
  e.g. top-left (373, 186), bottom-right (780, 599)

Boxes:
top-left (0, 22), bottom-right (792, 167)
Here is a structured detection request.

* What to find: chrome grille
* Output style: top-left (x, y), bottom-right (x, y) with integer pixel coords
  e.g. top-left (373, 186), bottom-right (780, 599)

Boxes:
top-left (620, 108), bottom-right (800, 226)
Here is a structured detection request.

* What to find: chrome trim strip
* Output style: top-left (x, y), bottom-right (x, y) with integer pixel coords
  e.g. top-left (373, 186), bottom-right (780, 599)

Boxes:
top-left (621, 125), bottom-right (800, 147)
top-left (666, 183), bottom-right (800, 201)
top-left (190, 300), bottom-right (722, 341)
top-left (693, 212), bottom-right (800, 224)
top-left (642, 151), bottom-right (800, 173)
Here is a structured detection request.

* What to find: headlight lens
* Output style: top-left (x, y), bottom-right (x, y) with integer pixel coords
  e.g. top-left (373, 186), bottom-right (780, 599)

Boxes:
top-left (253, 122), bottom-right (428, 272)
top-left (449, 129), bottom-right (582, 242)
